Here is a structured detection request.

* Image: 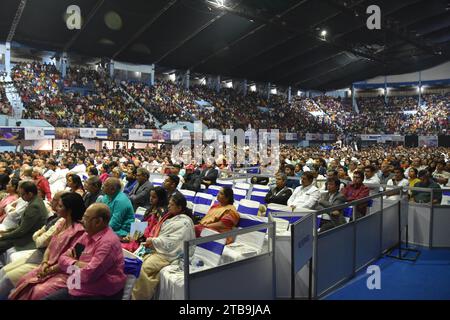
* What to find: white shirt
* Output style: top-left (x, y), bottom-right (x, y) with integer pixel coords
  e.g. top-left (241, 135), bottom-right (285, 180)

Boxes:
top-left (364, 175), bottom-right (380, 185)
top-left (48, 168), bottom-right (69, 197)
top-left (70, 163), bottom-right (87, 175)
top-left (386, 178), bottom-right (409, 200)
top-left (0, 198), bottom-right (29, 231)
top-left (287, 184), bottom-right (320, 209)
top-left (43, 169), bottom-right (55, 179)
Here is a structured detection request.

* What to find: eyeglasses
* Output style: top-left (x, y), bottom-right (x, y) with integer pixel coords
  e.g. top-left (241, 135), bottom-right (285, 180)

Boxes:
top-left (83, 215), bottom-right (99, 223)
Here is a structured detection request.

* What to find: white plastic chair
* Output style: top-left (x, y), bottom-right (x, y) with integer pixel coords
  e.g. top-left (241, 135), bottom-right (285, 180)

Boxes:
top-left (206, 185), bottom-right (222, 197)
top-left (234, 182), bottom-right (251, 191)
top-left (232, 188), bottom-right (247, 202)
top-left (237, 199), bottom-right (260, 216)
top-left (249, 191), bottom-right (267, 204)
top-left (216, 179), bottom-right (233, 189)
top-left (180, 189), bottom-right (196, 209)
top-left (151, 178), bottom-right (165, 187)
top-left (251, 184), bottom-right (270, 193)
top-left (122, 249), bottom-right (142, 300)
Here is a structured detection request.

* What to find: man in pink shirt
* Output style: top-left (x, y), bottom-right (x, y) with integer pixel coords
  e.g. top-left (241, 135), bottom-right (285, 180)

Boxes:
top-left (45, 203), bottom-right (126, 300)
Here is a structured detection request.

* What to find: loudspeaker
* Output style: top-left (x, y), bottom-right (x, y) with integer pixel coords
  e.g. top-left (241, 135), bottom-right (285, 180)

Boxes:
top-left (405, 135), bottom-right (418, 147)
top-left (438, 135), bottom-right (450, 147)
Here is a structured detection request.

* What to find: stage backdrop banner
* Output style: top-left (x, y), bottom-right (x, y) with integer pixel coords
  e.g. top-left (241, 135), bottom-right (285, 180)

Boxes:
top-left (24, 127), bottom-right (55, 140)
top-left (96, 128), bottom-right (108, 139)
top-left (55, 128), bottom-right (80, 140)
top-left (0, 127), bottom-right (24, 140)
top-left (79, 128), bottom-right (97, 139)
top-left (129, 129), bottom-right (151, 141)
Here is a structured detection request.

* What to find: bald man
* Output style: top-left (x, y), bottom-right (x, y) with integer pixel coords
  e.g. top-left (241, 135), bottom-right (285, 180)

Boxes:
top-left (48, 203), bottom-right (127, 300)
top-left (97, 178), bottom-right (135, 237)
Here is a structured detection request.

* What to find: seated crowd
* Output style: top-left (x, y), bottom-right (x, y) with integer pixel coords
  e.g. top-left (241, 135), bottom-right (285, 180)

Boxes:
top-left (12, 62), bottom-right (155, 129)
top-left (0, 83), bottom-right (13, 115)
top-left (6, 61), bottom-right (449, 135)
top-left (0, 144), bottom-right (447, 299)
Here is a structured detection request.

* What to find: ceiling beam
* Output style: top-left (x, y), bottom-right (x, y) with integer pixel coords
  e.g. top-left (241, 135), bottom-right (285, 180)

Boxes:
top-left (63, 0), bottom-right (105, 53)
top-left (325, 0), bottom-right (442, 57)
top-left (112, 0), bottom-right (178, 60)
top-left (295, 58), bottom-right (361, 86)
top-left (155, 1), bottom-right (241, 64)
top-left (6, 0), bottom-right (27, 43)
top-left (189, 0), bottom-right (308, 70)
top-left (275, 52), bottom-right (346, 82)
top-left (228, 3), bottom-right (351, 73)
top-left (244, 0), bottom-right (424, 78)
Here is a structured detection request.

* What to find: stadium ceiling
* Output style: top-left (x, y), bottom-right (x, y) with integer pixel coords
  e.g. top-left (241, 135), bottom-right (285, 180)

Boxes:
top-left (1, 0), bottom-right (449, 90)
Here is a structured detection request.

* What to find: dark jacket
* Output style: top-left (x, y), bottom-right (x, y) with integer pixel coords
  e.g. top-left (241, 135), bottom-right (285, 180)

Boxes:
top-left (83, 191), bottom-right (102, 209)
top-left (182, 172), bottom-right (202, 192)
top-left (199, 168), bottom-right (218, 186)
top-left (317, 192), bottom-right (347, 232)
top-left (0, 196), bottom-right (48, 252)
top-left (265, 186), bottom-right (293, 205)
top-left (128, 180), bottom-right (153, 210)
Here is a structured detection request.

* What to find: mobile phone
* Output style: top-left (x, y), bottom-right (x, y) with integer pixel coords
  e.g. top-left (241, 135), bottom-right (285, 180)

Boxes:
top-left (74, 243), bottom-right (85, 259)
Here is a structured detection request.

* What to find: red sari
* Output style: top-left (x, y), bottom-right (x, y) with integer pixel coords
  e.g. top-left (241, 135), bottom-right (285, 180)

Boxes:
top-left (9, 223), bottom-right (85, 300)
top-left (122, 206), bottom-right (166, 252)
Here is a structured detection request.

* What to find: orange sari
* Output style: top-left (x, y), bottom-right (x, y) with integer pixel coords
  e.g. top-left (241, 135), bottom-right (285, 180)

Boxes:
top-left (195, 203), bottom-right (239, 243)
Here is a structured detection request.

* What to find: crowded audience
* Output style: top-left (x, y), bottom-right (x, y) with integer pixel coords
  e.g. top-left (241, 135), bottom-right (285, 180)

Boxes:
top-left (0, 141), bottom-right (446, 299)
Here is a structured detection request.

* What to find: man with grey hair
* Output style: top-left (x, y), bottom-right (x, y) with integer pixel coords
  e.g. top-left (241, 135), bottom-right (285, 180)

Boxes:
top-left (83, 176), bottom-right (103, 208)
top-left (98, 178), bottom-right (134, 237)
top-left (264, 173), bottom-right (293, 205)
top-left (128, 167), bottom-right (153, 211)
top-left (32, 167), bottom-right (51, 201)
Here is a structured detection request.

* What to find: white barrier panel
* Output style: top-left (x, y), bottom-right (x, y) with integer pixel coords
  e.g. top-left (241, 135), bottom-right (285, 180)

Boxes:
top-left (432, 206), bottom-right (450, 248)
top-left (382, 199), bottom-right (401, 251)
top-left (186, 253), bottom-right (275, 300)
top-left (355, 212), bottom-right (382, 271)
top-left (408, 203), bottom-right (432, 247)
top-left (275, 236), bottom-right (310, 298)
top-left (316, 223), bottom-right (355, 297)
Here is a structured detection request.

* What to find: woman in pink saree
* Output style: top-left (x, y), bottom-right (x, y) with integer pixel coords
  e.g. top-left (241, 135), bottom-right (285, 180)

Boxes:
top-left (9, 192), bottom-right (86, 300)
top-left (0, 178), bottom-right (19, 223)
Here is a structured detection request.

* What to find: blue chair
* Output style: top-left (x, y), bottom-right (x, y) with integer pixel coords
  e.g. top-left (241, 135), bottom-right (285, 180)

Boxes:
top-left (206, 185), bottom-right (221, 197)
top-left (237, 199), bottom-right (260, 216)
top-left (251, 184), bottom-right (270, 193)
top-left (233, 188), bottom-right (247, 202)
top-left (216, 179), bottom-right (233, 189)
top-left (193, 193), bottom-right (214, 206)
top-left (249, 191), bottom-right (267, 205)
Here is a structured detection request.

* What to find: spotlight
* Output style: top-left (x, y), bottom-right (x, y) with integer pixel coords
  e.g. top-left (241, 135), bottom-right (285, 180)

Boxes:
top-left (321, 30), bottom-right (327, 37)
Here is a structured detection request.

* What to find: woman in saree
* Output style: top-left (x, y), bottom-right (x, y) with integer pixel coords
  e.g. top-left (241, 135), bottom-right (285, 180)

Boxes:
top-left (131, 194), bottom-right (195, 300)
top-left (194, 187), bottom-right (239, 241)
top-left (0, 178), bottom-right (19, 223)
top-left (0, 191), bottom-right (65, 299)
top-left (122, 186), bottom-right (168, 253)
top-left (8, 192), bottom-right (86, 300)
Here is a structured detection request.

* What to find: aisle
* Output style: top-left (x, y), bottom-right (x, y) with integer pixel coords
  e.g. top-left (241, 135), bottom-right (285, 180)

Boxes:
top-left (324, 247), bottom-right (450, 300)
